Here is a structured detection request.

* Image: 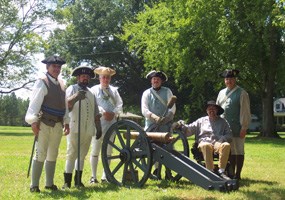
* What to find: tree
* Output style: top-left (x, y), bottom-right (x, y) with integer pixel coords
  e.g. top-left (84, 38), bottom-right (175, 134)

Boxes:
top-left (121, 0), bottom-right (285, 137)
top-left (46, 0), bottom-right (158, 113)
top-left (0, 0), bottom-right (49, 94)
top-left (0, 92), bottom-right (29, 126)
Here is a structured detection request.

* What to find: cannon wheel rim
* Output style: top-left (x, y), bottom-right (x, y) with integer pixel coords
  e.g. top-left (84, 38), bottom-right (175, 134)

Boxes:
top-left (147, 124), bottom-right (189, 181)
top-left (101, 119), bottom-right (152, 187)
top-left (165, 130), bottom-right (189, 181)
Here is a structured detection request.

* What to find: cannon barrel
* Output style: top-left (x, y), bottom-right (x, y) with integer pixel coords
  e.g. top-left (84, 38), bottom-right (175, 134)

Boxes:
top-left (126, 131), bottom-right (174, 143)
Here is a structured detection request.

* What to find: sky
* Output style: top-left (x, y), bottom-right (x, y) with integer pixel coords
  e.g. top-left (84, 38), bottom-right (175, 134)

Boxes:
top-left (15, 53), bottom-right (68, 100)
top-left (14, 1), bottom-right (64, 100)
top-left (14, 53), bottom-right (46, 100)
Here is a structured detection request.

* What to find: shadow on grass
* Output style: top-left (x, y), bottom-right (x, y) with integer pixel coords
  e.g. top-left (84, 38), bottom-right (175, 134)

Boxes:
top-left (245, 136), bottom-right (285, 147)
top-left (31, 178), bottom-right (285, 200)
top-left (39, 183), bottom-right (120, 199)
top-left (39, 182), bottom-right (191, 200)
top-left (240, 178), bottom-right (285, 200)
top-left (240, 177), bottom-right (278, 187)
top-left (0, 132), bottom-right (31, 137)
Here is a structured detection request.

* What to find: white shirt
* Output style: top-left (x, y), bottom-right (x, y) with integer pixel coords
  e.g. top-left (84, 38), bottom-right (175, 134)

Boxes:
top-left (66, 84), bottom-right (97, 135)
top-left (91, 84), bottom-right (123, 115)
top-left (183, 116), bottom-right (232, 144)
top-left (141, 87), bottom-right (176, 119)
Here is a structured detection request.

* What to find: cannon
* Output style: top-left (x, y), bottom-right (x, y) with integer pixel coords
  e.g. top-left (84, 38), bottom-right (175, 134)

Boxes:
top-left (101, 119), bottom-right (238, 192)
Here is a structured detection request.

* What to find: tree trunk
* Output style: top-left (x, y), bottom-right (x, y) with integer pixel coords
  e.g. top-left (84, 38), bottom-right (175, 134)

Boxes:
top-left (260, 24), bottom-right (280, 138)
top-left (261, 86), bottom-right (278, 137)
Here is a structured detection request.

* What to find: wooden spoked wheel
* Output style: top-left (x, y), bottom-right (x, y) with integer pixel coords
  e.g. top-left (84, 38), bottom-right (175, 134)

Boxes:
top-left (101, 120), bottom-right (152, 187)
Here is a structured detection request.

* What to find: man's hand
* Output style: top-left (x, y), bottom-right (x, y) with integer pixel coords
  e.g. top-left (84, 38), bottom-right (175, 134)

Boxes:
top-left (67, 90), bottom-right (86, 110)
top-left (63, 124), bottom-right (70, 136)
top-left (103, 112), bottom-right (115, 121)
top-left (171, 120), bottom-right (185, 130)
top-left (150, 113), bottom-right (162, 124)
top-left (31, 122), bottom-right (40, 136)
top-left (160, 112), bottom-right (174, 124)
top-left (240, 129), bottom-right (247, 138)
top-left (77, 90), bottom-right (86, 100)
top-left (95, 120), bottom-right (102, 139)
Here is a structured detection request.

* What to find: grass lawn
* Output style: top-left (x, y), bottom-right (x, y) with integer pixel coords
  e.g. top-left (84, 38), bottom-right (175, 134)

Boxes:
top-left (0, 126), bottom-right (284, 200)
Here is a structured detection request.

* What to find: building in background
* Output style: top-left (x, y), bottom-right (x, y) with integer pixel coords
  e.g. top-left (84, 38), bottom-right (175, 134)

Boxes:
top-left (273, 98), bottom-right (285, 131)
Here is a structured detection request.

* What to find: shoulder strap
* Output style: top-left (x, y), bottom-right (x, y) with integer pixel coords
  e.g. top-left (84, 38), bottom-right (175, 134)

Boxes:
top-left (219, 86), bottom-right (239, 106)
top-left (102, 87), bottom-right (116, 106)
top-left (150, 88), bottom-right (167, 107)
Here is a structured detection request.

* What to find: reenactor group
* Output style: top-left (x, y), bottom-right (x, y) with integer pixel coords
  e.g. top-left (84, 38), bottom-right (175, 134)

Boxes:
top-left (25, 55), bottom-right (251, 193)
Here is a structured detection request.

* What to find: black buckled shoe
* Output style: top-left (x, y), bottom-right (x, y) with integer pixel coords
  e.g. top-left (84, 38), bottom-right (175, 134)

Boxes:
top-left (101, 179), bottom-right (109, 184)
top-left (62, 183), bottom-right (71, 189)
top-left (75, 182), bottom-right (85, 187)
top-left (234, 174), bottom-right (241, 180)
top-left (218, 172), bottom-right (231, 180)
top-left (90, 177), bottom-right (99, 184)
top-left (30, 186), bottom-right (40, 193)
top-left (45, 184), bottom-right (58, 191)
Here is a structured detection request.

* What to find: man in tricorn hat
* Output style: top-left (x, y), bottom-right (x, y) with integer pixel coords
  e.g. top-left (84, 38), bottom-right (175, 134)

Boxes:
top-left (62, 66), bottom-right (102, 189)
top-left (141, 70), bottom-right (176, 132)
top-left (173, 100), bottom-right (233, 180)
top-left (141, 70), bottom-right (176, 179)
top-left (89, 66), bottom-right (123, 183)
top-left (216, 69), bottom-right (251, 180)
top-left (25, 55), bottom-right (70, 192)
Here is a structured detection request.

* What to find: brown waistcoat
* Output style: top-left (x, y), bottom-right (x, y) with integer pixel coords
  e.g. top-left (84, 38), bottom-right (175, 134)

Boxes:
top-left (40, 75), bottom-right (66, 127)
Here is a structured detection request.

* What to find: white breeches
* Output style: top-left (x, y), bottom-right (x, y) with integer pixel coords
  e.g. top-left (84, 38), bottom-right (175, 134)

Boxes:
top-left (66, 131), bottom-right (92, 161)
top-left (91, 118), bottom-right (116, 156)
top-left (34, 122), bottom-right (63, 162)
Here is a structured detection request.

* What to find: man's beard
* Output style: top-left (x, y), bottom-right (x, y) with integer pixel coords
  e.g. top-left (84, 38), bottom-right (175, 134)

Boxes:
top-left (78, 81), bottom-right (88, 90)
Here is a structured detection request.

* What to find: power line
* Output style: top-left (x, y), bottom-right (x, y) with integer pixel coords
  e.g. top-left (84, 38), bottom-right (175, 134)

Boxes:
top-left (74, 51), bottom-right (124, 56)
top-left (64, 35), bottom-right (114, 42)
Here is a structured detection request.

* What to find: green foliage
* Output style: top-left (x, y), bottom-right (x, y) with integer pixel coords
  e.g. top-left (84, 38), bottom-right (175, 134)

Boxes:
top-left (0, 93), bottom-right (29, 126)
top-left (122, 0), bottom-right (285, 90)
top-left (46, 0), bottom-right (159, 110)
top-left (0, 0), bottom-right (49, 91)
top-left (121, 0), bottom-right (285, 135)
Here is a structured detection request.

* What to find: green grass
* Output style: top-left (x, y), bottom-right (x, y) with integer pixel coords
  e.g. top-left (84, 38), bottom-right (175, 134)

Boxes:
top-left (0, 126), bottom-right (284, 200)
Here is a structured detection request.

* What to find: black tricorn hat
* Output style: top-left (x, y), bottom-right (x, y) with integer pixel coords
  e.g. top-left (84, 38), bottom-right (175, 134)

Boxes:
top-left (206, 100), bottom-right (224, 115)
top-left (146, 70), bottom-right (168, 82)
top-left (219, 69), bottom-right (239, 78)
top-left (71, 66), bottom-right (95, 78)
top-left (41, 56), bottom-right (66, 65)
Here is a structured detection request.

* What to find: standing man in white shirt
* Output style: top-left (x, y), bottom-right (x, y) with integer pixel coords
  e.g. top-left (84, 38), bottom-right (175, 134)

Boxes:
top-left (25, 56), bottom-right (70, 193)
top-left (62, 66), bottom-right (102, 189)
top-left (141, 70), bottom-right (176, 179)
top-left (141, 70), bottom-right (176, 132)
top-left (89, 66), bottom-right (123, 183)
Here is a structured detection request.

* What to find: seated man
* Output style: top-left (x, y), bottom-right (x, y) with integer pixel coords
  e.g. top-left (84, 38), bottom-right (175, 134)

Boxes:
top-left (174, 100), bottom-right (232, 180)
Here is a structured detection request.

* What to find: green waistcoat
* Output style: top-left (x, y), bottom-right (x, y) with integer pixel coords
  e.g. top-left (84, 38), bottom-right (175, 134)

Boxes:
top-left (221, 87), bottom-right (242, 137)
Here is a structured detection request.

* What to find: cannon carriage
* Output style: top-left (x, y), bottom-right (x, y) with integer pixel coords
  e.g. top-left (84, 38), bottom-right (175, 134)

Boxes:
top-left (101, 119), bottom-right (238, 192)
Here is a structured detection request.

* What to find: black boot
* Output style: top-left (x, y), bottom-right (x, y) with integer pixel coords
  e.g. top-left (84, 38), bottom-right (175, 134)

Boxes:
top-left (228, 155), bottom-right (236, 179)
top-left (235, 155), bottom-right (244, 180)
top-left (62, 173), bottom-right (72, 189)
top-left (74, 171), bottom-right (85, 187)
